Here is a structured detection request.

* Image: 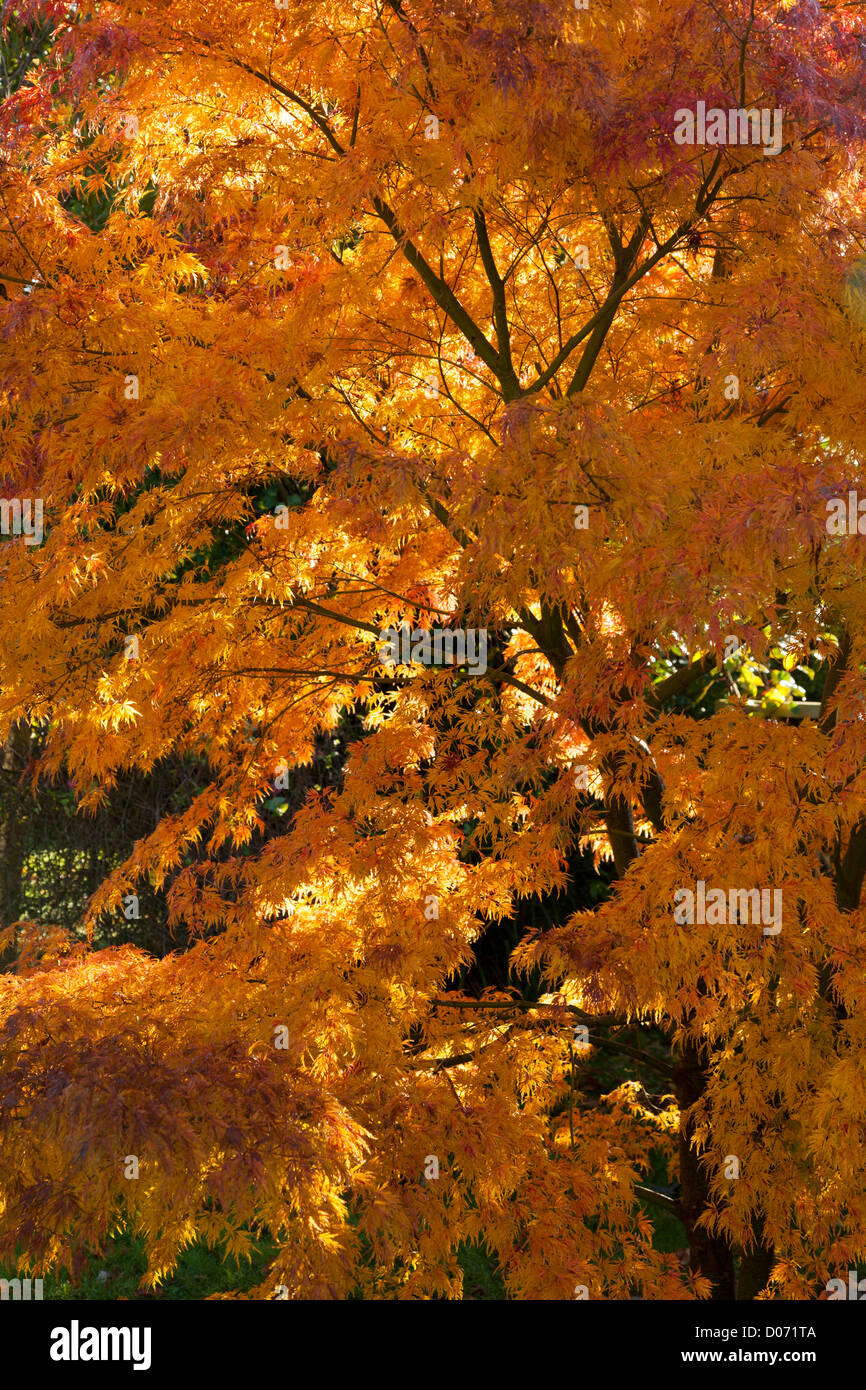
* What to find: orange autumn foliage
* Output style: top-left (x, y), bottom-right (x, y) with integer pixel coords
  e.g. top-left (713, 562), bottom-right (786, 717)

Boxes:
top-left (1, 0), bottom-right (866, 1299)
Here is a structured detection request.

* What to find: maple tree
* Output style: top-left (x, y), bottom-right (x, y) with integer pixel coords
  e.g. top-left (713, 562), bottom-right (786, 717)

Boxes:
top-left (1, 0), bottom-right (866, 1301)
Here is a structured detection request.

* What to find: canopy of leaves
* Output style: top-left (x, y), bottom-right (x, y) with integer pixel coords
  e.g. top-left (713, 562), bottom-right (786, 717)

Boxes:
top-left (1, 0), bottom-right (866, 1299)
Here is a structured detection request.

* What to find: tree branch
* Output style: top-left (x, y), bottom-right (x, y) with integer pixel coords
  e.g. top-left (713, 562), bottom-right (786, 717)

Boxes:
top-left (633, 1184), bottom-right (683, 1219)
top-left (472, 204), bottom-right (520, 399)
top-left (646, 653), bottom-right (717, 711)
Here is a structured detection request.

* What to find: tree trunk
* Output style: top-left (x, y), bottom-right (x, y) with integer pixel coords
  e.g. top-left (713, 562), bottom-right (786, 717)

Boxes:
top-left (735, 1216), bottom-right (775, 1300)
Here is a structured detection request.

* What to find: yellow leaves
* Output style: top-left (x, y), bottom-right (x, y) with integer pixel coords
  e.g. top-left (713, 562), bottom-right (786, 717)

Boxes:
top-left (2, 0), bottom-right (866, 1303)
top-left (83, 552), bottom-right (108, 581)
top-left (315, 1230), bottom-right (343, 1255)
top-left (167, 251), bottom-right (208, 287)
top-left (97, 700), bottom-right (143, 731)
top-left (635, 1210), bottom-right (654, 1243)
top-left (688, 1269), bottom-right (715, 1301)
top-left (7, 922), bottom-right (82, 975)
